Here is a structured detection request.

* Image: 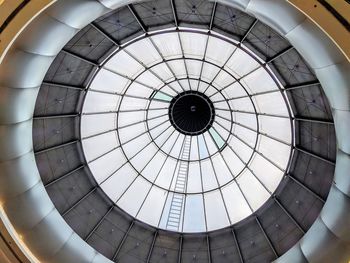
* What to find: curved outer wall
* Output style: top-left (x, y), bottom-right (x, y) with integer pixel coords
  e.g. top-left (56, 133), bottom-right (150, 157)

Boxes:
top-left (0, 0), bottom-right (349, 262)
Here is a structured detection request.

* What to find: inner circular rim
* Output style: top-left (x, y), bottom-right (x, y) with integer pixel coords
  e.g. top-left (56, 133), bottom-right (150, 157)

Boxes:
top-left (169, 91), bottom-right (215, 136)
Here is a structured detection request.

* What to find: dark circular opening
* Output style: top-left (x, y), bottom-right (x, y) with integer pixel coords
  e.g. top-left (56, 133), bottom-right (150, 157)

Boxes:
top-left (169, 91), bottom-right (215, 135)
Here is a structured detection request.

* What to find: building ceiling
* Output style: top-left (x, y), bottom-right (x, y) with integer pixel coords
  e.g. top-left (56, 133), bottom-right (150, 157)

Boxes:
top-left (32, 0), bottom-right (335, 262)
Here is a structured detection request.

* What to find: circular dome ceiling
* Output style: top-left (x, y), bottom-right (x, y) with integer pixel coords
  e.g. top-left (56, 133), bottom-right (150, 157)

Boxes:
top-left (31, 0), bottom-right (337, 261)
top-left (81, 31), bottom-right (292, 232)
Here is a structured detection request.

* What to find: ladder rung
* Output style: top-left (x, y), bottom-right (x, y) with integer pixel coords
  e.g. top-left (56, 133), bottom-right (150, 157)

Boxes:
top-left (169, 215), bottom-right (180, 219)
top-left (168, 220), bottom-right (180, 227)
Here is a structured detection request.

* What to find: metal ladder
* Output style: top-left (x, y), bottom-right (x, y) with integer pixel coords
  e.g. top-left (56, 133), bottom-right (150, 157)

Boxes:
top-left (166, 136), bottom-right (191, 231)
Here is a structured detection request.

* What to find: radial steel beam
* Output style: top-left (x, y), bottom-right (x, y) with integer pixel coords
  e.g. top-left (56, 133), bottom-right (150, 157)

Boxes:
top-left (207, 235), bottom-right (212, 263)
top-left (42, 81), bottom-right (85, 90)
top-left (287, 174), bottom-right (326, 203)
top-left (171, 0), bottom-right (178, 27)
top-left (84, 206), bottom-right (114, 241)
top-left (255, 216), bottom-right (278, 258)
top-left (33, 113), bottom-right (80, 120)
top-left (273, 196), bottom-right (306, 234)
top-left (294, 116), bottom-right (334, 125)
top-left (285, 81), bottom-right (320, 90)
top-left (128, 4), bottom-right (147, 32)
top-left (44, 165), bottom-right (85, 187)
top-left (209, 2), bottom-right (217, 30)
top-left (34, 140), bottom-right (79, 155)
top-left (295, 147), bottom-right (335, 166)
top-left (61, 49), bottom-right (99, 67)
top-left (240, 19), bottom-right (258, 43)
top-left (177, 235), bottom-right (183, 263)
top-left (231, 228), bottom-right (244, 263)
top-left (90, 22), bottom-right (120, 46)
top-left (62, 187), bottom-right (98, 216)
top-left (146, 231), bottom-right (158, 263)
top-left (265, 46), bottom-right (294, 64)
top-left (112, 221), bottom-right (135, 261)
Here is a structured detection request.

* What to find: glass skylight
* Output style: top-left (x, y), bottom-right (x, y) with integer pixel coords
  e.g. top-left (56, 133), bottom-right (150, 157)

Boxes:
top-left (81, 30), bottom-right (293, 233)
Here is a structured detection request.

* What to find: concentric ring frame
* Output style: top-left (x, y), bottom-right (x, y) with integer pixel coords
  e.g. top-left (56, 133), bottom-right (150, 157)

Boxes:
top-left (79, 27), bottom-right (294, 231)
top-left (81, 27), bottom-right (293, 196)
top-left (0, 0), bottom-right (349, 263)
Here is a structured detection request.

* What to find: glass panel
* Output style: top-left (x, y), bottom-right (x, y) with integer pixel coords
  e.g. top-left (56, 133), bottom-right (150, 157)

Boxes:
top-left (183, 194), bottom-right (206, 232)
top-left (225, 49), bottom-right (260, 78)
top-left (151, 62), bottom-right (175, 81)
top-left (222, 182), bottom-right (252, 223)
top-left (118, 122), bottom-right (147, 143)
top-left (167, 60), bottom-right (187, 78)
top-left (118, 111), bottom-right (145, 128)
top-left (227, 136), bottom-right (253, 163)
top-left (212, 122), bottom-right (230, 141)
top-left (159, 131), bottom-right (180, 154)
top-left (104, 50), bottom-right (144, 78)
top-left (180, 32), bottom-right (207, 59)
top-left (83, 91), bottom-right (120, 113)
top-left (90, 68), bottom-right (129, 93)
top-left (130, 143), bottom-right (159, 171)
top-left (126, 82), bottom-right (154, 100)
top-left (209, 127), bottom-right (226, 149)
top-left (190, 135), bottom-right (199, 160)
top-left (223, 82), bottom-right (247, 99)
top-left (253, 92), bottom-right (289, 116)
top-left (154, 158), bottom-right (177, 189)
top-left (259, 115), bottom-right (292, 143)
top-left (229, 97), bottom-right (255, 112)
top-left (186, 60), bottom-right (203, 78)
top-left (204, 190), bottom-right (230, 231)
top-left (81, 114), bottom-right (116, 138)
top-left (206, 36), bottom-right (236, 66)
top-left (250, 153), bottom-right (284, 193)
top-left (153, 91), bottom-right (173, 102)
top-left (198, 135), bottom-right (208, 159)
top-left (201, 62), bottom-right (221, 83)
top-left (125, 38), bottom-right (162, 66)
top-left (137, 70), bottom-right (164, 89)
top-left (221, 147), bottom-right (245, 177)
top-left (234, 125), bottom-right (257, 148)
top-left (88, 148), bottom-right (125, 183)
top-left (117, 176), bottom-right (152, 216)
top-left (234, 112), bottom-right (258, 131)
top-left (203, 132), bottom-right (218, 156)
top-left (201, 159), bottom-right (218, 191)
top-left (142, 151), bottom-right (167, 182)
top-left (213, 70), bottom-right (235, 89)
top-left (187, 162), bottom-right (202, 193)
top-left (138, 186), bottom-right (168, 226)
top-left (82, 131), bottom-right (119, 162)
top-left (236, 169), bottom-right (270, 211)
top-left (257, 136), bottom-right (291, 169)
top-left (120, 97), bottom-right (148, 111)
top-left (244, 76), bottom-right (279, 92)
top-left (151, 33), bottom-right (182, 59)
top-left (211, 154), bottom-right (233, 186)
top-left (100, 163), bottom-right (138, 202)
top-left (123, 133), bottom-right (151, 158)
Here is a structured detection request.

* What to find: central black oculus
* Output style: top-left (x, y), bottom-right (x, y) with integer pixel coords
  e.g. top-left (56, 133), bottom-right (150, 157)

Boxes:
top-left (169, 91), bottom-right (215, 135)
